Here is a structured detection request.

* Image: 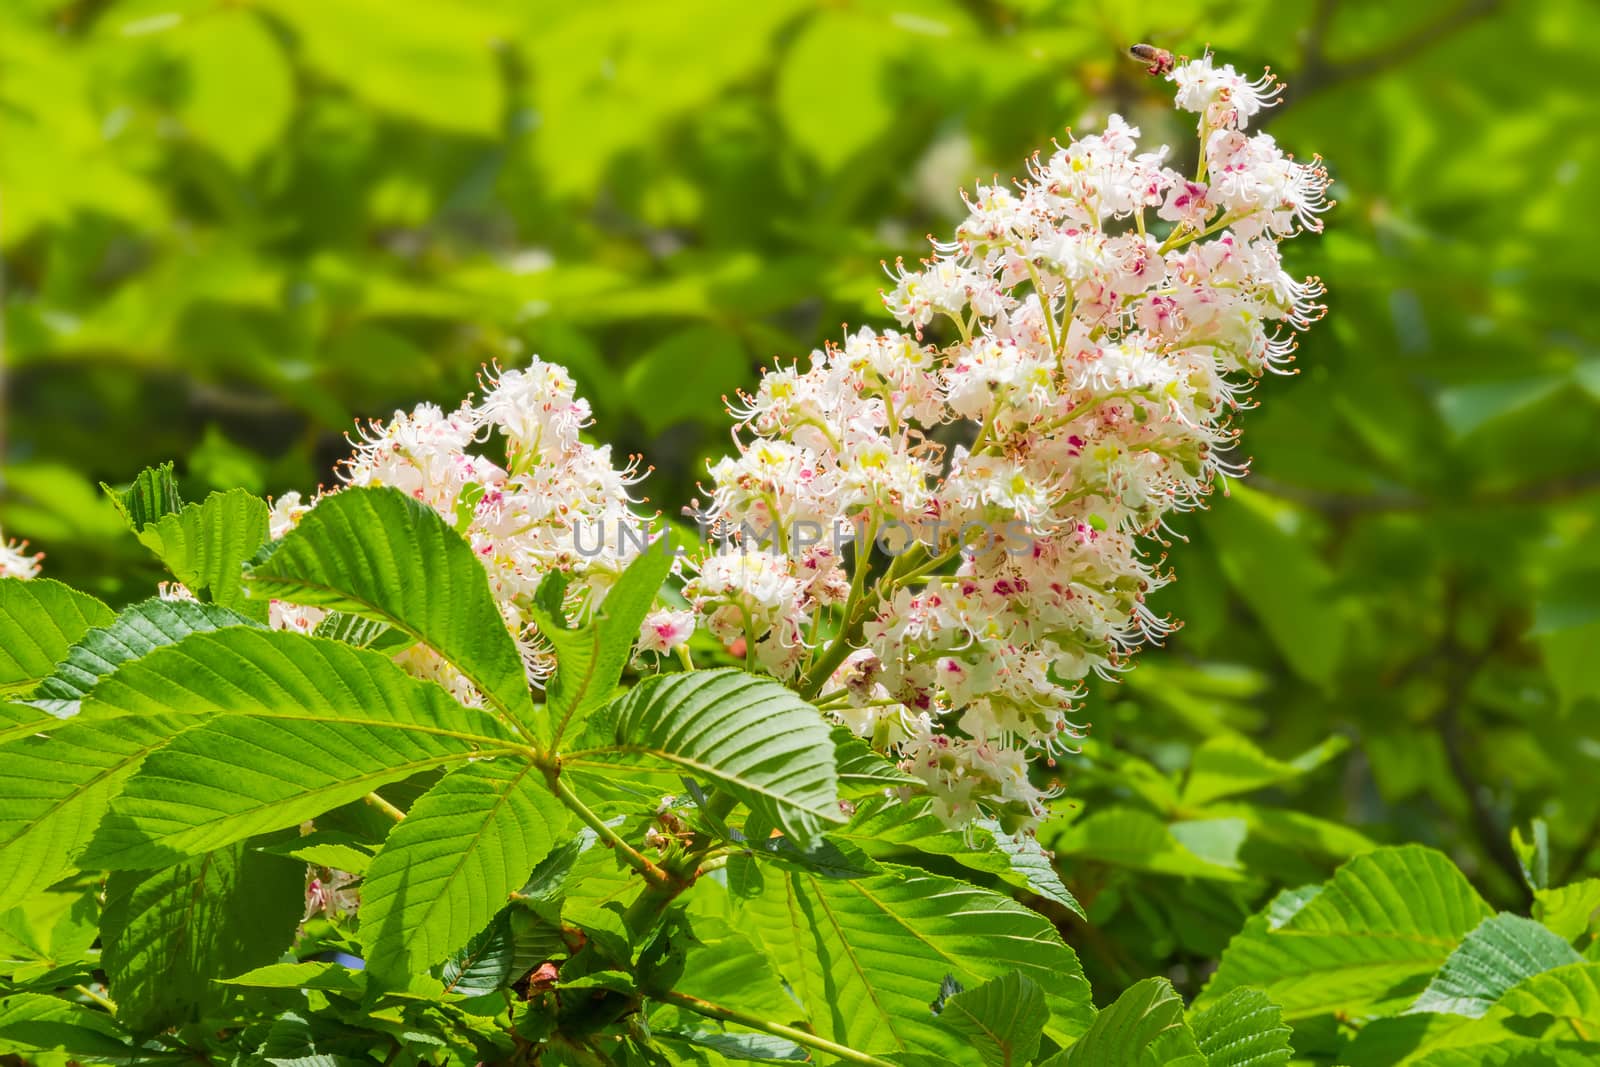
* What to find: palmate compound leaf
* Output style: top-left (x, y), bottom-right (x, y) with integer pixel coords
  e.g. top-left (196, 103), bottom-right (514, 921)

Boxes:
top-left (1408, 912), bottom-right (1582, 1018)
top-left (1195, 845), bottom-right (1494, 1021)
top-left (26, 597), bottom-right (262, 716)
top-left (246, 486), bottom-right (536, 729)
top-left (0, 578), bottom-right (115, 695)
top-left (567, 668), bottom-right (842, 847)
top-left (744, 861), bottom-right (1094, 1059)
top-left (935, 970), bottom-right (1049, 1067)
top-left (100, 837), bottom-right (304, 1033)
top-left (73, 627), bottom-right (524, 870)
top-left (1053, 977), bottom-right (1205, 1067)
top-left (1187, 988), bottom-right (1294, 1067)
top-left (530, 533), bottom-right (676, 748)
top-left (360, 757), bottom-right (569, 983)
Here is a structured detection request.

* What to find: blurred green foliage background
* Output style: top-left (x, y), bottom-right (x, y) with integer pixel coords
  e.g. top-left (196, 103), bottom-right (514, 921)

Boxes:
top-left (3, 0), bottom-right (1598, 1003)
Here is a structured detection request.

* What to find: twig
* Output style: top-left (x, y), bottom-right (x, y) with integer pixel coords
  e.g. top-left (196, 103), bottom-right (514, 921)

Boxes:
top-left (660, 990), bottom-right (897, 1067)
top-left (73, 984), bottom-right (116, 1014)
top-left (551, 775), bottom-right (674, 888)
top-left (363, 792), bottom-right (406, 822)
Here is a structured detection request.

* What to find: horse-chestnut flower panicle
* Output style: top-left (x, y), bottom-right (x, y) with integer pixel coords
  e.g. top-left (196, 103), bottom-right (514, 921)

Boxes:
top-left (690, 55), bottom-right (1331, 829)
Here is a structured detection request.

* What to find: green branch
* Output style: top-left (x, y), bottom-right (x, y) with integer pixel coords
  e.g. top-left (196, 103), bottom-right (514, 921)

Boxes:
top-left (550, 774), bottom-right (674, 889)
top-left (660, 990), bottom-right (897, 1067)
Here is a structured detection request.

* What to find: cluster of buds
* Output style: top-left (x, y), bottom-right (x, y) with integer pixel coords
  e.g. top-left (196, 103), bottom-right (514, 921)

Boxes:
top-left (0, 530), bottom-right (43, 580)
top-left (688, 55), bottom-right (1329, 828)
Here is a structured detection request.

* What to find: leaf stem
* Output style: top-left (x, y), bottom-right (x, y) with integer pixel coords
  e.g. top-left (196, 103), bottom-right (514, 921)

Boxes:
top-left (550, 775), bottom-right (673, 888)
top-left (363, 791), bottom-right (406, 822)
top-left (660, 990), bottom-right (896, 1067)
top-left (73, 984), bottom-right (116, 1014)
top-left (799, 519), bottom-right (877, 698)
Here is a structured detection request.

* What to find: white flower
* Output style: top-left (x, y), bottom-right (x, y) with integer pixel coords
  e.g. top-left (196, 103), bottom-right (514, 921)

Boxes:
top-left (1171, 55), bottom-right (1282, 130)
top-left (0, 531), bottom-right (43, 580)
top-left (637, 609), bottom-right (696, 656)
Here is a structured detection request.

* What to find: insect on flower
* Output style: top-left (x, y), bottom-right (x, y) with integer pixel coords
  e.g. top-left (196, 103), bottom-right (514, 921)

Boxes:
top-left (1129, 43), bottom-right (1176, 77)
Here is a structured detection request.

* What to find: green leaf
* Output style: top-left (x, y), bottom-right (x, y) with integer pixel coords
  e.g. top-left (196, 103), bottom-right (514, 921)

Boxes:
top-left (746, 863), bottom-right (1094, 1057)
top-left (1187, 988), bottom-right (1293, 1067)
top-left (220, 960), bottom-right (367, 994)
top-left (1197, 845), bottom-right (1494, 1020)
top-left (571, 668), bottom-right (841, 847)
top-left (441, 906), bottom-right (563, 998)
top-left (0, 992), bottom-right (134, 1058)
top-left (101, 839), bottom-right (304, 1033)
top-left (1410, 1039), bottom-right (1600, 1066)
top-left (1205, 487), bottom-right (1344, 688)
top-left (831, 728), bottom-right (917, 796)
top-left (313, 610), bottom-right (414, 653)
top-left (167, 10), bottom-right (294, 171)
top-left (0, 714), bottom-right (197, 909)
top-left (134, 489), bottom-right (271, 620)
top-left (1336, 1011), bottom-right (1511, 1067)
top-left (656, 1029), bottom-right (807, 1062)
top-left (1437, 376), bottom-right (1566, 437)
top-left (622, 325), bottom-right (749, 433)
top-left (1180, 734), bottom-right (1348, 807)
top-left (1059, 977), bottom-right (1205, 1067)
top-left (1410, 913), bottom-right (1581, 1017)
top-left (0, 879), bottom-right (99, 969)
top-left (27, 597), bottom-right (262, 716)
top-left (1499, 961), bottom-right (1600, 1029)
top-left (0, 699), bottom-right (54, 748)
top-left (257, 830), bottom-right (375, 874)
top-left (538, 532), bottom-right (675, 747)
top-left (76, 628), bottom-right (520, 869)
top-left (777, 11), bottom-right (902, 172)
top-left (102, 463), bottom-right (183, 531)
top-left (247, 486), bottom-right (535, 726)
top-left (840, 800), bottom-right (1083, 918)
top-left (264, 0), bottom-right (508, 135)
top-left (1046, 808), bottom-right (1248, 881)
top-left (670, 914), bottom-right (797, 1022)
top-left (1512, 820), bottom-right (1550, 892)
top-left (978, 823), bottom-right (1085, 919)
top-left (259, 1008), bottom-right (388, 1065)
top-left (0, 578), bottom-right (115, 695)
top-left (936, 971), bottom-right (1048, 1067)
top-left (360, 757), bottom-right (569, 981)
top-left (1536, 879), bottom-right (1600, 942)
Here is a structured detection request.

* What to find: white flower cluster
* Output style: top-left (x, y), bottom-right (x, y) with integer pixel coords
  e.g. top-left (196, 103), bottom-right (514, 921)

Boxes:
top-left (689, 56), bottom-right (1328, 828)
top-left (0, 529), bottom-right (43, 580)
top-left (271, 359), bottom-right (656, 701)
